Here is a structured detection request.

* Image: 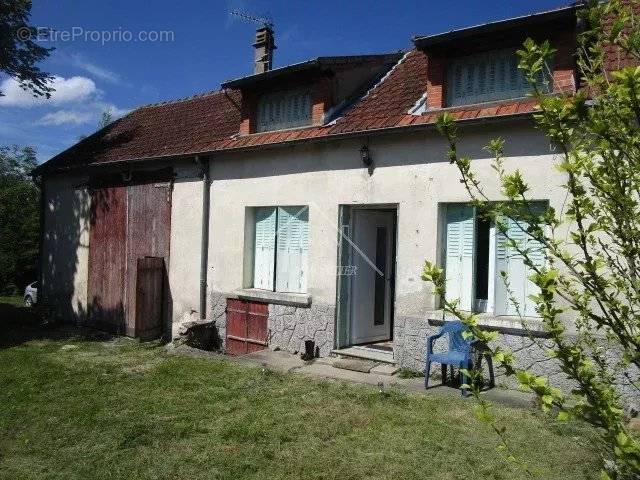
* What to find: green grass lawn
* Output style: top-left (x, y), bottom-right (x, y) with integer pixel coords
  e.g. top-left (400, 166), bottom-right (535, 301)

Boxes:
top-left (0, 295), bottom-right (23, 307)
top-left (0, 301), bottom-right (603, 479)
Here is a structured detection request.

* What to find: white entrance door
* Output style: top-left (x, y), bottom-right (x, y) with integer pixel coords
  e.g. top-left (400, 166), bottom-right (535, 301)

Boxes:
top-left (350, 209), bottom-right (395, 344)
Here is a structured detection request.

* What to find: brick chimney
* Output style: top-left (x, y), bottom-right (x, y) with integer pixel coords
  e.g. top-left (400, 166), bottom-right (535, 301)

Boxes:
top-left (253, 26), bottom-right (276, 74)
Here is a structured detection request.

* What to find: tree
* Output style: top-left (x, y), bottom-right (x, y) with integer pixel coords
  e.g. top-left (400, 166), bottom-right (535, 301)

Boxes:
top-left (0, 0), bottom-right (53, 98)
top-left (0, 145), bottom-right (39, 295)
top-left (421, 1), bottom-right (640, 477)
top-left (98, 109), bottom-right (113, 129)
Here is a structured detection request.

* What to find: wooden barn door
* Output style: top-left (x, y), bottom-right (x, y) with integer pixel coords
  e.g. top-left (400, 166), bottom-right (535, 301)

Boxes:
top-left (225, 299), bottom-right (268, 355)
top-left (125, 181), bottom-right (172, 336)
top-left (87, 170), bottom-right (172, 337)
top-left (88, 185), bottom-right (128, 333)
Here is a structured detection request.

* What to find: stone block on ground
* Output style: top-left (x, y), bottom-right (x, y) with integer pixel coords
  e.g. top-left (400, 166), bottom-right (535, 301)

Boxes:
top-left (332, 358), bottom-right (376, 373)
top-left (370, 364), bottom-right (399, 376)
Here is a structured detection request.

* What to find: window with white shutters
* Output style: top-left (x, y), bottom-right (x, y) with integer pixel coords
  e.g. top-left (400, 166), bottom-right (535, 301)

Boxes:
top-left (252, 206), bottom-right (309, 293)
top-left (442, 202), bottom-right (546, 317)
top-left (446, 48), bottom-right (549, 107)
top-left (256, 90), bottom-right (312, 132)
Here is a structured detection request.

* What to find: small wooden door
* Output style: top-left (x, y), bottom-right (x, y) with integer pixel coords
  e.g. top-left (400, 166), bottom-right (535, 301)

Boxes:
top-left (225, 299), bottom-right (268, 355)
top-left (135, 257), bottom-right (164, 339)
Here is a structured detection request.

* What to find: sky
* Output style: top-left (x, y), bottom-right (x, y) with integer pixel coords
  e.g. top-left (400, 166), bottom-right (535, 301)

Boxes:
top-left (0, 0), bottom-right (571, 163)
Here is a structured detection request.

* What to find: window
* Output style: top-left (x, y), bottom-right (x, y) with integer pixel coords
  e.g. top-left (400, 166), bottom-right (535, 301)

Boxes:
top-left (446, 48), bottom-right (550, 107)
top-left (252, 206), bottom-right (309, 293)
top-left (442, 203), bottom-right (546, 317)
top-left (256, 90), bottom-right (312, 132)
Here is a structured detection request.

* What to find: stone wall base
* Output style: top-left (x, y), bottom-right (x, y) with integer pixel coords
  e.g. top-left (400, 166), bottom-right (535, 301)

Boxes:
top-left (395, 315), bottom-right (640, 412)
top-left (208, 290), bottom-right (335, 357)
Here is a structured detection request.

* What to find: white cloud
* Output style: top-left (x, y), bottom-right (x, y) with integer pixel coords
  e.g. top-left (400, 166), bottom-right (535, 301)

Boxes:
top-left (38, 110), bottom-right (95, 126)
top-left (69, 54), bottom-right (123, 85)
top-left (0, 75), bottom-right (98, 107)
top-left (36, 102), bottom-right (130, 126)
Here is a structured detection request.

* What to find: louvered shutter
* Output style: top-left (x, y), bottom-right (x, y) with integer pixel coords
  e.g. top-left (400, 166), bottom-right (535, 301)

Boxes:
top-left (256, 90), bottom-right (312, 132)
top-left (447, 49), bottom-right (539, 106)
top-left (253, 207), bottom-right (276, 290)
top-left (276, 206), bottom-right (309, 293)
top-left (445, 204), bottom-right (475, 310)
top-left (494, 207), bottom-right (545, 317)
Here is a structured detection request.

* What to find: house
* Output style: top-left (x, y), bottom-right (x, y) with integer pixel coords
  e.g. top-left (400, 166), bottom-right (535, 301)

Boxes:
top-left (34, 4), bottom-right (639, 402)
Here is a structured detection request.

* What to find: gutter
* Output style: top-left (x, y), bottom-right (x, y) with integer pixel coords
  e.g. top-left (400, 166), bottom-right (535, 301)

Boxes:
top-left (196, 155), bottom-right (210, 320)
top-left (35, 111), bottom-right (536, 175)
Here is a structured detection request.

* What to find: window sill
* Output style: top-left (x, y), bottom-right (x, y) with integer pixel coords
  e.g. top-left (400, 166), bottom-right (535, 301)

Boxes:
top-left (427, 310), bottom-right (550, 338)
top-left (234, 288), bottom-right (312, 308)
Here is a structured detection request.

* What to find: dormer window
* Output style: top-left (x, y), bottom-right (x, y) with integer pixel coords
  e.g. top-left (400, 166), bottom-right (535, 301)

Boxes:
top-left (256, 89), bottom-right (312, 132)
top-left (446, 48), bottom-right (546, 107)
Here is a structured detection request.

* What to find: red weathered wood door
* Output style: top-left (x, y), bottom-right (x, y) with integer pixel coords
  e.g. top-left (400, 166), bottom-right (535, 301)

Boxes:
top-left (135, 257), bottom-right (165, 339)
top-left (87, 171), bottom-right (172, 337)
top-left (226, 299), bottom-right (268, 355)
top-left (125, 181), bottom-right (172, 337)
top-left (88, 186), bottom-right (128, 333)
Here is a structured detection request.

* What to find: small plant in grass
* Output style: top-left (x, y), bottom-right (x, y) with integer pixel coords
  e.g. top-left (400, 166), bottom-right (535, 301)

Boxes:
top-left (421, 1), bottom-right (640, 477)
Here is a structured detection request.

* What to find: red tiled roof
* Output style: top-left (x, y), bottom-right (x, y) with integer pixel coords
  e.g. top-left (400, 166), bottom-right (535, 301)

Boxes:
top-left (37, 2), bottom-right (638, 174)
top-left (40, 49), bottom-right (538, 173)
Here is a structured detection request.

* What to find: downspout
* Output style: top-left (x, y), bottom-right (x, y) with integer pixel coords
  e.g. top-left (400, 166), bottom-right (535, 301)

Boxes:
top-left (197, 155), bottom-right (210, 320)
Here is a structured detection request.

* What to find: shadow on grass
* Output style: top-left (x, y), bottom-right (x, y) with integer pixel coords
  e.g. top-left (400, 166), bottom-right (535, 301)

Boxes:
top-left (0, 301), bottom-right (115, 349)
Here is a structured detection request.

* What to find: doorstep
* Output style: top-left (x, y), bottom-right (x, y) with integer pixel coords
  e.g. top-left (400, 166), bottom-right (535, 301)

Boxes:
top-left (331, 346), bottom-right (396, 364)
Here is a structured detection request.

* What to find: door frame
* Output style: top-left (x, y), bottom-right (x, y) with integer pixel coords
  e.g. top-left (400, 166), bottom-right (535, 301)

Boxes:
top-left (335, 204), bottom-right (398, 348)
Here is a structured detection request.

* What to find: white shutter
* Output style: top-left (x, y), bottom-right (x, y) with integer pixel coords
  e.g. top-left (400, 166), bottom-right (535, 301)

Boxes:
top-left (253, 207), bottom-right (276, 290)
top-left (494, 207), bottom-right (545, 317)
top-left (256, 90), bottom-right (312, 132)
top-left (276, 206), bottom-right (309, 293)
top-left (447, 49), bottom-right (535, 106)
top-left (445, 204), bottom-right (475, 310)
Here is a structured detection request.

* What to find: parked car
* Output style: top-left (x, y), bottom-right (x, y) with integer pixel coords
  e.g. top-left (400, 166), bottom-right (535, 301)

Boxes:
top-left (24, 282), bottom-right (38, 307)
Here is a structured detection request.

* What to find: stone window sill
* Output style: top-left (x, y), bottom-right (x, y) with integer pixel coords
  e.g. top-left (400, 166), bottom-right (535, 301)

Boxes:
top-left (233, 288), bottom-right (312, 308)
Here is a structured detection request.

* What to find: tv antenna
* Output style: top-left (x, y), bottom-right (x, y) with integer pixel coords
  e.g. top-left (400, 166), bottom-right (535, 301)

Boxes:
top-left (229, 10), bottom-right (274, 30)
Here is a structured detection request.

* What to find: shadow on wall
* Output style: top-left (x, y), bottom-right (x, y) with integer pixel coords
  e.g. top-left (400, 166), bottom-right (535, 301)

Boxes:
top-left (41, 173), bottom-right (91, 326)
top-left (42, 176), bottom-right (173, 340)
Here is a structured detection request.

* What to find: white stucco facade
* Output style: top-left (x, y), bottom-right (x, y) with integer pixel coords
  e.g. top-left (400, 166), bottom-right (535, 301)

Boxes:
top-left (207, 121), bottom-right (563, 311)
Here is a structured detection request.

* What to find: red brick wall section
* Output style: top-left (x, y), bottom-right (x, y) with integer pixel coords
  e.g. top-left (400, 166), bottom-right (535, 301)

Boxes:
top-left (312, 77), bottom-right (334, 125)
top-left (426, 56), bottom-right (446, 109)
top-left (239, 92), bottom-right (256, 135)
top-left (552, 31), bottom-right (577, 94)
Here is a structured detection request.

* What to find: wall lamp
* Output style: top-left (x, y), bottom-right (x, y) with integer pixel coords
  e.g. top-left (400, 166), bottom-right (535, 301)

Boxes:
top-left (360, 145), bottom-right (372, 167)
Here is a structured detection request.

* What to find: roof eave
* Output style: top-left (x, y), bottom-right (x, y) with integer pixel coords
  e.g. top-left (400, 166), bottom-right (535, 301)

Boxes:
top-left (221, 53), bottom-right (403, 89)
top-left (35, 111), bottom-right (535, 176)
top-left (413, 5), bottom-right (578, 49)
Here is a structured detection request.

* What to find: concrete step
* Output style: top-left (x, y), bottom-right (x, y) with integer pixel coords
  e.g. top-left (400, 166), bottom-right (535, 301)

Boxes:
top-left (331, 346), bottom-right (396, 364)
